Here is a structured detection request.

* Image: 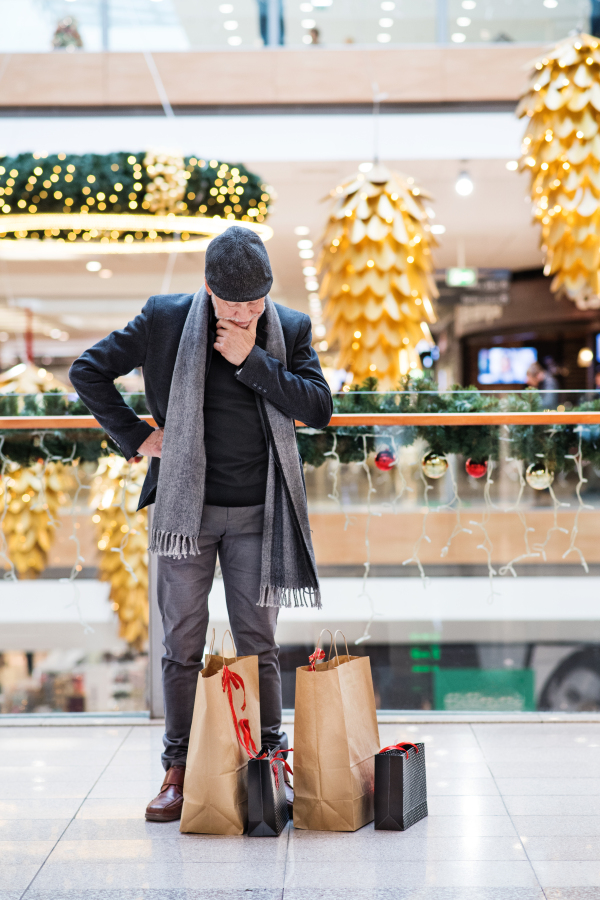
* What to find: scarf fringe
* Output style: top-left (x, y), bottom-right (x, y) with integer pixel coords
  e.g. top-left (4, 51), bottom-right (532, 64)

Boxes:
top-left (258, 584), bottom-right (322, 610)
top-left (149, 529), bottom-right (200, 559)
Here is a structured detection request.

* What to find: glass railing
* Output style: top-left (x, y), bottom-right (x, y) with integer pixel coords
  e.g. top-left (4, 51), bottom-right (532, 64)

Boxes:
top-left (2, 392), bottom-right (600, 716)
top-left (0, 0), bottom-right (591, 53)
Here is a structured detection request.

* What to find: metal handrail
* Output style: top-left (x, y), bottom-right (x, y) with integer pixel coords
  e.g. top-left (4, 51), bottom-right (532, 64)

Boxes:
top-left (2, 411), bottom-right (600, 429)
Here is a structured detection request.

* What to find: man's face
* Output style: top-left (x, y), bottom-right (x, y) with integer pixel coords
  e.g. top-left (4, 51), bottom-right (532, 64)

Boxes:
top-left (205, 279), bottom-right (265, 329)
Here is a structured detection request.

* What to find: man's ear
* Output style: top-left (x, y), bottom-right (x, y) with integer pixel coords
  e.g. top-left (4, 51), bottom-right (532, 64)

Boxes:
top-left (204, 278), bottom-right (212, 295)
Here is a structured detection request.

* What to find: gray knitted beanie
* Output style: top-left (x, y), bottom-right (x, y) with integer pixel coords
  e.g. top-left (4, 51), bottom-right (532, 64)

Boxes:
top-left (204, 225), bottom-right (273, 302)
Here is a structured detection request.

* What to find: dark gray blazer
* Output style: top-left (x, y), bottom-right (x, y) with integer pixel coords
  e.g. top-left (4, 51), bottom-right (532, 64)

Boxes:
top-left (69, 293), bottom-right (333, 510)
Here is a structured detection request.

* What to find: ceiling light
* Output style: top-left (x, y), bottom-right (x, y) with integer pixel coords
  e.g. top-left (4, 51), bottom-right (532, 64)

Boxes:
top-left (318, 340), bottom-right (328, 351)
top-left (456, 16), bottom-right (471, 25)
top-left (228, 35), bottom-right (242, 44)
top-left (425, 206), bottom-right (435, 218)
top-left (59, 332), bottom-right (69, 341)
top-left (314, 324), bottom-right (326, 337)
top-left (359, 162), bottom-right (373, 172)
top-left (451, 32), bottom-right (466, 42)
top-left (299, 249), bottom-right (314, 259)
top-left (312, 0), bottom-right (332, 6)
top-left (302, 34), bottom-right (313, 43)
top-left (543, 0), bottom-right (558, 7)
top-left (430, 224), bottom-right (446, 234)
top-left (50, 328), bottom-right (61, 339)
top-left (295, 225), bottom-right (310, 235)
top-left (223, 19), bottom-right (238, 29)
top-left (86, 260), bottom-right (101, 271)
top-left (506, 160), bottom-right (519, 171)
top-left (303, 266), bottom-right (317, 276)
top-left (455, 170), bottom-right (474, 196)
top-left (377, 33), bottom-right (392, 42)
top-left (305, 279), bottom-right (319, 291)
top-left (297, 239), bottom-right (313, 249)
top-left (381, 1), bottom-right (395, 8)
top-left (300, 2), bottom-right (313, 8)
top-left (462, 0), bottom-right (476, 6)
top-left (99, 269), bottom-right (113, 279)
top-left (219, 3), bottom-right (233, 11)
top-left (301, 18), bottom-right (316, 27)
top-left (578, 347), bottom-right (594, 366)
top-left (379, 17), bottom-right (393, 26)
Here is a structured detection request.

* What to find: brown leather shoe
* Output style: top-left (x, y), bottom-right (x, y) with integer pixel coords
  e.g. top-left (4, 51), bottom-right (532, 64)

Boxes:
top-left (145, 765), bottom-right (185, 822)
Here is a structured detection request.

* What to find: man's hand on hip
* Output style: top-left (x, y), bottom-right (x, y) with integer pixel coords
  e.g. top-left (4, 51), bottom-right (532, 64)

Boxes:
top-left (129, 426), bottom-right (164, 463)
top-left (214, 316), bottom-right (257, 366)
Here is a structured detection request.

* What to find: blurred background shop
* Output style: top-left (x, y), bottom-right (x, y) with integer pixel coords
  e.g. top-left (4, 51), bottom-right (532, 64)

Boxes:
top-left (4, 0), bottom-right (600, 719)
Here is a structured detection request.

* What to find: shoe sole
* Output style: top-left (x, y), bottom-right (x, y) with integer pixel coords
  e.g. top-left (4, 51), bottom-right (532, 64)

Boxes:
top-left (145, 811), bottom-right (182, 822)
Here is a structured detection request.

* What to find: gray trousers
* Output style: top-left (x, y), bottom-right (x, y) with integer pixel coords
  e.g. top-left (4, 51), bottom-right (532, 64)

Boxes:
top-left (157, 503), bottom-right (285, 770)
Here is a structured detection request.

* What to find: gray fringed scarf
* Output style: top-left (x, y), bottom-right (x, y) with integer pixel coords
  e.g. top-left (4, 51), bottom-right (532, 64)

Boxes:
top-left (148, 288), bottom-right (321, 609)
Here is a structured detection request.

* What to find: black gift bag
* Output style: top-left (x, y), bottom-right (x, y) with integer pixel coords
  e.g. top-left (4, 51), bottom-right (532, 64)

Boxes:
top-left (374, 741), bottom-right (428, 831)
top-left (247, 752), bottom-right (290, 837)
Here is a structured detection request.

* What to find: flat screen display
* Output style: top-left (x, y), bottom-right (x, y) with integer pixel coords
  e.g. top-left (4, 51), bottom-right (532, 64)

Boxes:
top-left (478, 347), bottom-right (538, 385)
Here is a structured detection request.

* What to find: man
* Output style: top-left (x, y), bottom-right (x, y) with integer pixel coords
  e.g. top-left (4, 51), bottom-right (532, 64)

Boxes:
top-left (70, 226), bottom-right (332, 822)
top-left (526, 360), bottom-right (559, 410)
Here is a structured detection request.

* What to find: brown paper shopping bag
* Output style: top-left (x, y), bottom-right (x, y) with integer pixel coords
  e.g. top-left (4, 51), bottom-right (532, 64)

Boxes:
top-left (180, 630), bottom-right (261, 835)
top-left (293, 629), bottom-right (380, 832)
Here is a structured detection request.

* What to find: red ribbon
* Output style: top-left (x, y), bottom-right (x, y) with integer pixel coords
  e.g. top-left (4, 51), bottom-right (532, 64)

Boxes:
top-left (222, 664), bottom-right (258, 758)
top-left (308, 647), bottom-right (326, 671)
top-left (379, 741), bottom-right (420, 757)
top-left (260, 748), bottom-right (294, 789)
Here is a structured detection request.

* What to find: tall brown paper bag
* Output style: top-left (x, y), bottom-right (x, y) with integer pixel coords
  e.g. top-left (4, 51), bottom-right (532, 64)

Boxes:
top-left (180, 630), bottom-right (261, 835)
top-left (293, 630), bottom-right (380, 832)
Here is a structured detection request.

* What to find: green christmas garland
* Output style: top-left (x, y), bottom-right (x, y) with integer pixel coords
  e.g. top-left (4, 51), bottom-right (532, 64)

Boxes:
top-left (0, 152), bottom-right (271, 242)
top-left (0, 377), bottom-right (597, 472)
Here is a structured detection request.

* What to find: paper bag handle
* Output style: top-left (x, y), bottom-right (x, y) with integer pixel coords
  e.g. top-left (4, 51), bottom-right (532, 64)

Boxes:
top-left (208, 628), bottom-right (216, 659)
top-left (334, 630), bottom-right (350, 661)
top-left (309, 629), bottom-right (333, 670)
top-left (223, 629), bottom-right (237, 659)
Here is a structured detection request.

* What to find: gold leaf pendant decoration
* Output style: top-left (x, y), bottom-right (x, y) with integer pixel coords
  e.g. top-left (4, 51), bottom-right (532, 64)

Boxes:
top-left (318, 164), bottom-right (438, 388)
top-left (518, 33), bottom-right (600, 309)
top-left (90, 455), bottom-right (149, 649)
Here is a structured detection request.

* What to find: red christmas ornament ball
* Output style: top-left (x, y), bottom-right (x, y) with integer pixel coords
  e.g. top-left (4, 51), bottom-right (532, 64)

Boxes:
top-left (375, 449), bottom-right (396, 471)
top-left (465, 458), bottom-right (488, 479)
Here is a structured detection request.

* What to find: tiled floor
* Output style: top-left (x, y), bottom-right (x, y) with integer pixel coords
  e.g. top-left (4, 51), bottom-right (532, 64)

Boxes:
top-left (1, 722), bottom-right (600, 900)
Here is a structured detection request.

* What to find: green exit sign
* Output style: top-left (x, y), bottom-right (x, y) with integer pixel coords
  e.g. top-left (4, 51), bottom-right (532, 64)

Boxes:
top-left (446, 267), bottom-right (478, 287)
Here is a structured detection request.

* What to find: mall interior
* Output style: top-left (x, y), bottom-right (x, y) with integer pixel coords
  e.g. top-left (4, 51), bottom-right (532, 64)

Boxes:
top-left (4, 1), bottom-right (600, 897)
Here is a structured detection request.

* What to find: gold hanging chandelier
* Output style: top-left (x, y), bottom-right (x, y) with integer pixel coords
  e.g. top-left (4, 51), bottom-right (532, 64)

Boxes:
top-left (318, 163), bottom-right (438, 388)
top-left (517, 33), bottom-right (600, 309)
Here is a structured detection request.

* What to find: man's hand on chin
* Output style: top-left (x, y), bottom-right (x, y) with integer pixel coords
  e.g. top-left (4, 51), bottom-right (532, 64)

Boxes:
top-left (214, 316), bottom-right (258, 366)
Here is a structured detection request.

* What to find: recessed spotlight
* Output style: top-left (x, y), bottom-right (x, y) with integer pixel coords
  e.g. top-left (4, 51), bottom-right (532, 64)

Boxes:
top-left (303, 266), bottom-right (317, 276)
top-left (59, 332), bottom-right (70, 341)
top-left (305, 279), bottom-right (319, 291)
top-left (543, 0), bottom-right (558, 7)
top-left (219, 3), bottom-right (233, 11)
top-left (86, 260), bottom-right (101, 271)
top-left (381, 1), bottom-right (395, 8)
top-left (377, 33), bottom-right (392, 42)
top-left (50, 328), bottom-right (62, 339)
top-left (506, 160), bottom-right (519, 171)
top-left (295, 226), bottom-right (310, 235)
top-left (430, 224), bottom-right (446, 234)
top-left (455, 170), bottom-right (474, 196)
top-left (379, 17), bottom-right (393, 26)
top-left (315, 324), bottom-right (327, 337)
top-left (299, 249), bottom-right (314, 259)
top-left (456, 16), bottom-right (471, 25)
top-left (359, 162), bottom-right (373, 172)
top-left (301, 18), bottom-right (316, 27)
top-left (228, 35), bottom-right (242, 44)
top-left (99, 268), bottom-right (113, 279)
top-left (451, 32), bottom-right (466, 42)
top-left (297, 239), bottom-right (313, 249)
top-left (302, 34), bottom-right (313, 43)
top-left (224, 19), bottom-right (238, 29)
top-left (300, 3), bottom-right (314, 10)
top-left (462, 0), bottom-right (476, 6)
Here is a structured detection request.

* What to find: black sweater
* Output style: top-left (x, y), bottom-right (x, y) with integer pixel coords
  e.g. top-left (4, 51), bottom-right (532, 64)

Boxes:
top-left (204, 310), bottom-right (268, 506)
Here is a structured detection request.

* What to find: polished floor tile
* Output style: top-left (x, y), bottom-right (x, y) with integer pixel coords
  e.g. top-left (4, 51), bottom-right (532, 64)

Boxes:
top-left (426, 795), bottom-right (507, 816)
top-left (513, 816), bottom-right (600, 837)
top-left (0, 798), bottom-right (82, 819)
top-left (0, 819), bottom-right (71, 840)
top-left (426, 778), bottom-right (499, 796)
top-left (288, 833), bottom-right (527, 861)
top-left (523, 836), bottom-right (600, 860)
top-left (531, 860), bottom-right (600, 886)
top-left (24, 892), bottom-right (283, 900)
top-left (504, 795), bottom-right (600, 816)
top-left (0, 840), bottom-right (54, 863)
top-left (0, 863), bottom-right (43, 891)
top-left (495, 778), bottom-right (600, 796)
top-left (50, 836), bottom-right (289, 863)
top-left (284, 859), bottom-right (541, 888)
top-left (31, 860), bottom-right (288, 890)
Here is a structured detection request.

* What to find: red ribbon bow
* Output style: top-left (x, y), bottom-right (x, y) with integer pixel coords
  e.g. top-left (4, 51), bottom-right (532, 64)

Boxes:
top-left (222, 665), bottom-right (258, 758)
top-left (308, 647), bottom-right (326, 671)
top-left (379, 741), bottom-right (420, 757)
top-left (258, 748), bottom-right (294, 789)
